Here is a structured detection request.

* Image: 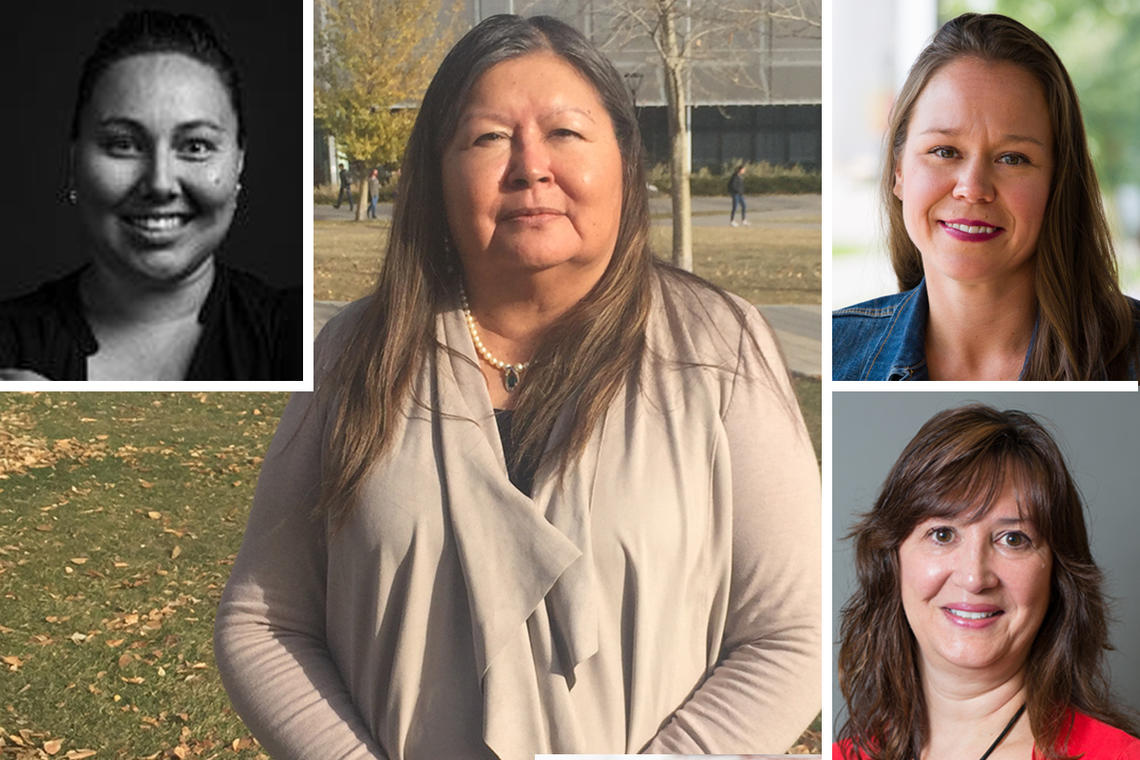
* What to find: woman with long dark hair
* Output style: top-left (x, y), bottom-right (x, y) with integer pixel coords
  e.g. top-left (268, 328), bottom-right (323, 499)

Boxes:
top-left (215, 14), bottom-right (819, 759)
top-left (837, 404), bottom-right (1139, 759)
top-left (832, 14), bottom-right (1139, 380)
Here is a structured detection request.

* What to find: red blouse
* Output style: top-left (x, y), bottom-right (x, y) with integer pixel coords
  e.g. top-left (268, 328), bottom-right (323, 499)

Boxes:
top-left (834, 711), bottom-right (1140, 760)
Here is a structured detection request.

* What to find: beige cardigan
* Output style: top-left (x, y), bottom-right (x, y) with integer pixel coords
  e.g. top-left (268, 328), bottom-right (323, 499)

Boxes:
top-left (214, 272), bottom-right (821, 759)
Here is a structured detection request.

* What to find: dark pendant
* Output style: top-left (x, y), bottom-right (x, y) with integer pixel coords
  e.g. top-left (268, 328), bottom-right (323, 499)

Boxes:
top-left (503, 366), bottom-right (521, 392)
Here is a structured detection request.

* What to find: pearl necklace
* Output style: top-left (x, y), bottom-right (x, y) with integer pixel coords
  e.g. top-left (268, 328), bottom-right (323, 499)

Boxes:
top-left (459, 284), bottom-right (530, 392)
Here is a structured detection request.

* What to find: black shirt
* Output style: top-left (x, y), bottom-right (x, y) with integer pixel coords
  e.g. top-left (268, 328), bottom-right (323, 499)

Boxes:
top-left (494, 408), bottom-right (537, 496)
top-left (0, 263), bottom-right (301, 380)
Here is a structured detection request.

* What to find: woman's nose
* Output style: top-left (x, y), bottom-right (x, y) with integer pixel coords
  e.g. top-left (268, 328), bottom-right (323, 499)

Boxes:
top-left (506, 136), bottom-right (552, 189)
top-left (141, 149), bottom-right (180, 199)
top-left (952, 157), bottom-right (995, 204)
top-left (954, 541), bottom-right (998, 592)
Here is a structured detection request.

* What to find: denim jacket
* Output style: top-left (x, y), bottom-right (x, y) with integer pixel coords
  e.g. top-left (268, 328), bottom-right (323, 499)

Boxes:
top-left (833, 279), bottom-right (1140, 380)
top-left (832, 281), bottom-right (937, 380)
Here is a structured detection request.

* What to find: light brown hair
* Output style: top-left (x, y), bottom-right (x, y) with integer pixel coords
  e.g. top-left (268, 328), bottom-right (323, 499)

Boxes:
top-left (838, 404), bottom-right (1135, 760)
top-left (881, 13), bottom-right (1137, 379)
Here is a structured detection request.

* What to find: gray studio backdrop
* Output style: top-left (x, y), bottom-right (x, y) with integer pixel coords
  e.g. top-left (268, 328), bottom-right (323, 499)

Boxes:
top-left (832, 391), bottom-right (1140, 729)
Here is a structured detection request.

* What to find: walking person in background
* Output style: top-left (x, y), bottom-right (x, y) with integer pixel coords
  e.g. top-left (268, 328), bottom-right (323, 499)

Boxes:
top-left (367, 168), bottom-right (380, 219)
top-left (335, 162), bottom-right (354, 210)
top-left (729, 164), bottom-right (748, 226)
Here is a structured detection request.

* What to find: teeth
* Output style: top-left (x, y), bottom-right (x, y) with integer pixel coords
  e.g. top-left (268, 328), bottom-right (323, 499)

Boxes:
top-left (948, 608), bottom-right (998, 620)
top-left (128, 216), bottom-right (186, 231)
top-left (945, 222), bottom-right (996, 234)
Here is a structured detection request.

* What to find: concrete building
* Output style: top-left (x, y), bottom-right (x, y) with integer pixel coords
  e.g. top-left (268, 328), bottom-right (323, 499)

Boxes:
top-left (315, 0), bottom-right (821, 183)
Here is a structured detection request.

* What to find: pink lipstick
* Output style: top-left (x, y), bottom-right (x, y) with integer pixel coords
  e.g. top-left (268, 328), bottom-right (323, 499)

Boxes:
top-left (942, 604), bottom-right (1003, 628)
top-left (939, 218), bottom-right (1003, 242)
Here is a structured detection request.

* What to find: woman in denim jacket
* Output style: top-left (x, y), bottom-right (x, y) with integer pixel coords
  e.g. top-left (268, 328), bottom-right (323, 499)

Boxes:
top-left (833, 14), bottom-right (1140, 381)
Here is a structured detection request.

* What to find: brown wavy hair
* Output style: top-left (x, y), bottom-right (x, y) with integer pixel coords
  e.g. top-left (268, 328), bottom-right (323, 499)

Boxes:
top-left (881, 13), bottom-right (1138, 379)
top-left (838, 404), bottom-right (1136, 760)
top-left (314, 15), bottom-right (661, 525)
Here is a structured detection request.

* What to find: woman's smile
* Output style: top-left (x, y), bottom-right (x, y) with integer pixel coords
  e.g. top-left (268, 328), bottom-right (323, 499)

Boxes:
top-left (942, 603), bottom-right (1003, 627)
top-left (939, 218), bottom-right (1003, 242)
top-left (74, 52), bottom-right (244, 284)
top-left (898, 484), bottom-right (1052, 676)
top-left (893, 56), bottom-right (1052, 290)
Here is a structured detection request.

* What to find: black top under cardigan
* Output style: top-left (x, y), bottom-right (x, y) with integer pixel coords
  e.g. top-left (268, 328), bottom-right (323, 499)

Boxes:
top-left (0, 263), bottom-right (301, 380)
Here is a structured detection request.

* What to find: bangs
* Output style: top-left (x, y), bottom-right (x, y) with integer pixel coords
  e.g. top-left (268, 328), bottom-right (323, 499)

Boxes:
top-left (876, 406), bottom-right (1070, 549)
top-left (915, 450), bottom-right (1050, 533)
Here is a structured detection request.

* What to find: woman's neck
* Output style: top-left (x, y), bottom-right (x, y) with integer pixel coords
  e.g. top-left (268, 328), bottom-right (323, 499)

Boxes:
top-left (460, 262), bottom-right (605, 410)
top-left (924, 274), bottom-right (1037, 380)
top-left (461, 263), bottom-right (602, 362)
top-left (920, 662), bottom-right (1033, 760)
top-left (80, 256), bottom-right (216, 326)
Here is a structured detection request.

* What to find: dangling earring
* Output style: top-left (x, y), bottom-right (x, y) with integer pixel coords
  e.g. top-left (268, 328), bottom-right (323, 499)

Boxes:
top-left (66, 187), bottom-right (77, 205)
top-left (236, 181), bottom-right (243, 194)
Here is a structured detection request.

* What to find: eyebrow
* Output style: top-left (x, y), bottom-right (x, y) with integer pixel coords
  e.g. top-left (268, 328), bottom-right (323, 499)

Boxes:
top-left (96, 117), bottom-right (228, 134)
top-left (989, 516), bottom-right (1030, 526)
top-left (917, 127), bottom-right (1047, 148)
top-left (459, 106), bottom-right (597, 126)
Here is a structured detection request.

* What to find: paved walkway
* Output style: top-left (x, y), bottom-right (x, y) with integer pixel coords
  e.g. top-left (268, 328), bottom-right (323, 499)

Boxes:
top-left (315, 300), bottom-right (820, 377)
top-left (315, 194), bottom-right (819, 230)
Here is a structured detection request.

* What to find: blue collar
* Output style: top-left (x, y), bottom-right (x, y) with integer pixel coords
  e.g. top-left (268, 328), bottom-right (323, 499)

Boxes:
top-left (833, 279), bottom-right (1039, 380)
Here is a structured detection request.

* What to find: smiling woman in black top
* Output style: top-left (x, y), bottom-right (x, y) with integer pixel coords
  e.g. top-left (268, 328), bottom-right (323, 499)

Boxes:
top-left (0, 9), bottom-right (299, 381)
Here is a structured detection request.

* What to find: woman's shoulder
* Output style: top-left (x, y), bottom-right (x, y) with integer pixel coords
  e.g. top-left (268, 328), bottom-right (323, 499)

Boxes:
top-left (0, 270), bottom-right (90, 378)
top-left (833, 738), bottom-right (868, 760)
top-left (650, 264), bottom-right (772, 360)
top-left (313, 297), bottom-right (373, 375)
top-left (0, 270), bottom-right (84, 314)
top-left (214, 264), bottom-right (298, 312)
top-left (1063, 711), bottom-right (1140, 757)
top-left (833, 286), bottom-right (922, 319)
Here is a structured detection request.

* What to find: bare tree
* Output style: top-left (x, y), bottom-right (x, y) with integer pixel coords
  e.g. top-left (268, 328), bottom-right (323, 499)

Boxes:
top-left (585, 0), bottom-right (820, 269)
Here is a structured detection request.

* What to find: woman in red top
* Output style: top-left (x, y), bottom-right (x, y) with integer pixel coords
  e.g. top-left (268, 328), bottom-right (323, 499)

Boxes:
top-left (835, 404), bottom-right (1139, 760)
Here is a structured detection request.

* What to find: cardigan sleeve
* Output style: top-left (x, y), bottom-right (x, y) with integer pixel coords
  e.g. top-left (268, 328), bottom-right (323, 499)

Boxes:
top-left (643, 306), bottom-right (822, 753)
top-left (213, 306), bottom-right (388, 760)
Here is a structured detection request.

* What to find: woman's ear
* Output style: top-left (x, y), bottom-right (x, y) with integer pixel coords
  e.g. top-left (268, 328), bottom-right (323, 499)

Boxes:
top-left (66, 144), bottom-right (78, 203)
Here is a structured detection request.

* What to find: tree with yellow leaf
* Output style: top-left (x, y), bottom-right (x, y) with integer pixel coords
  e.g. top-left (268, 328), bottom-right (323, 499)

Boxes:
top-left (315, 0), bottom-right (461, 220)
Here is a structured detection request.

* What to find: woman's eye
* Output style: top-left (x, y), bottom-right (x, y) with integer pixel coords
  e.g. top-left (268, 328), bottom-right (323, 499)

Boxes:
top-left (474, 132), bottom-right (507, 145)
top-left (551, 128), bottom-right (582, 139)
top-left (998, 153), bottom-right (1029, 166)
top-left (179, 139), bottom-right (216, 158)
top-left (102, 137), bottom-right (141, 156)
top-left (930, 146), bottom-right (959, 159)
top-left (999, 531), bottom-right (1031, 549)
top-left (930, 527), bottom-right (955, 544)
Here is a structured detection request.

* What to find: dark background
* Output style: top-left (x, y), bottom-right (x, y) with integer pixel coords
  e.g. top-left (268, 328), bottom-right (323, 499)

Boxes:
top-left (0, 0), bottom-right (302, 300)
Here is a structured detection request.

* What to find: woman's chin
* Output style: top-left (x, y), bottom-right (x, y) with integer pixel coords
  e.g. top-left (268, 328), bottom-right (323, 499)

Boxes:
top-left (97, 247), bottom-right (216, 287)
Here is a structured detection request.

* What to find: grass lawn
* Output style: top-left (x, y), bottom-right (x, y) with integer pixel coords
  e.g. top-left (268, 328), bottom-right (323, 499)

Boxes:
top-left (0, 390), bottom-right (822, 757)
top-left (314, 218), bottom-right (820, 305)
top-left (0, 392), bottom-right (286, 759)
